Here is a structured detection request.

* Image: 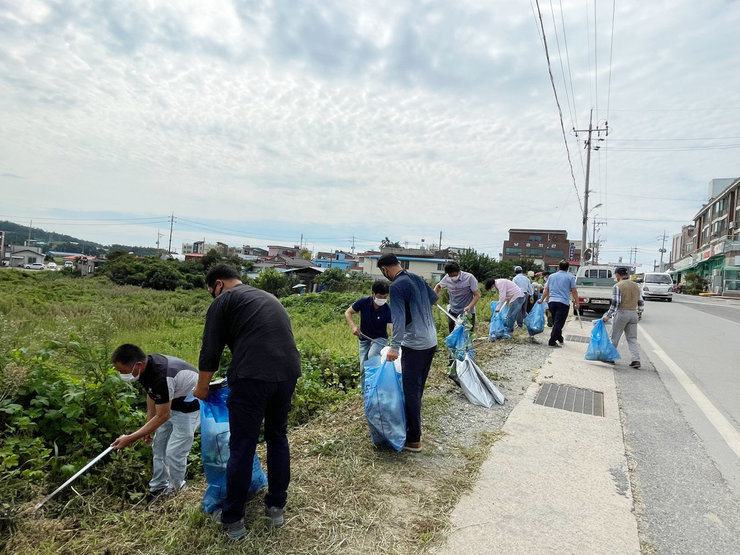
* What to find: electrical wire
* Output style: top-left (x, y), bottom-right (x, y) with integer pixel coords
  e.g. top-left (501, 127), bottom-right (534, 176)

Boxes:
top-left (533, 0), bottom-right (582, 211)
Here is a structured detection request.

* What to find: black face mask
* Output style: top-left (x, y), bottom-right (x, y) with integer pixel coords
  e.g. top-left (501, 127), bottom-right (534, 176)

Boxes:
top-left (210, 282), bottom-right (222, 299)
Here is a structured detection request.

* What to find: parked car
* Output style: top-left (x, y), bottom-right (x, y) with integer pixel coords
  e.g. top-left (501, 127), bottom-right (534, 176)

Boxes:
top-left (64, 260), bottom-right (74, 268)
top-left (46, 262), bottom-right (58, 270)
top-left (24, 262), bottom-right (45, 270)
top-left (641, 272), bottom-right (673, 301)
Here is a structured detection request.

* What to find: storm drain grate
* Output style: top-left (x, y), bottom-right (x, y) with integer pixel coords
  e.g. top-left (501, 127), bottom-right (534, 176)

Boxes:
top-left (534, 383), bottom-right (604, 417)
top-left (565, 334), bottom-right (591, 344)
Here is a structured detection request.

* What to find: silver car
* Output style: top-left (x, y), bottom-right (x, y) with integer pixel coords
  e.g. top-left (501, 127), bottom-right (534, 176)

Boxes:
top-left (642, 272), bottom-right (673, 301)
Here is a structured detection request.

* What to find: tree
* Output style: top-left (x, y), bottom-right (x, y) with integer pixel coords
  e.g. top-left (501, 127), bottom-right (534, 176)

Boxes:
top-left (314, 267), bottom-right (348, 292)
top-left (379, 237), bottom-right (401, 249)
top-left (253, 268), bottom-right (289, 297)
top-left (455, 249), bottom-right (497, 281)
top-left (299, 249), bottom-right (313, 261)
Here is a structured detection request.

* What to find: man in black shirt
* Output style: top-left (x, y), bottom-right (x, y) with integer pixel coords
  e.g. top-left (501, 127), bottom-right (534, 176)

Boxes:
top-left (111, 344), bottom-right (200, 497)
top-left (193, 264), bottom-right (301, 540)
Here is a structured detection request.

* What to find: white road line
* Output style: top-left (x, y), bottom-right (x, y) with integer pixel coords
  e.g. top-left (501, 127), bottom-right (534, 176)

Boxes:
top-left (641, 328), bottom-right (740, 459)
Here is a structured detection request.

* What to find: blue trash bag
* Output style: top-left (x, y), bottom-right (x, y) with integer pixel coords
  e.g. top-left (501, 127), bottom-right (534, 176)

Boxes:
top-left (488, 301), bottom-right (511, 341)
top-left (363, 355), bottom-right (406, 451)
top-left (445, 324), bottom-right (473, 361)
top-left (585, 319), bottom-right (622, 362)
top-left (523, 301), bottom-right (547, 335)
top-left (200, 382), bottom-right (268, 514)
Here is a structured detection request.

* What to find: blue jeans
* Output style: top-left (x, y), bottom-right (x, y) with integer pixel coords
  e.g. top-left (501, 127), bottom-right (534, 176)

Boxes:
top-left (359, 338), bottom-right (385, 389)
top-left (222, 378), bottom-right (297, 525)
top-left (401, 345), bottom-right (437, 444)
top-left (149, 409), bottom-right (200, 493)
top-left (504, 296), bottom-right (526, 333)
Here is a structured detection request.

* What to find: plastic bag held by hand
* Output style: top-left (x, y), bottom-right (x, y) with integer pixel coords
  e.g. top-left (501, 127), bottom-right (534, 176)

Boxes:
top-left (488, 301), bottom-right (511, 341)
top-left (585, 319), bottom-right (621, 362)
top-left (200, 383), bottom-right (268, 514)
top-left (523, 301), bottom-right (547, 335)
top-left (363, 348), bottom-right (406, 451)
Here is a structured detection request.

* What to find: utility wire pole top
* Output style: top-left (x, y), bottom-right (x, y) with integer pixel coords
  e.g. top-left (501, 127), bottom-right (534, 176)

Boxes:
top-left (574, 109), bottom-right (609, 267)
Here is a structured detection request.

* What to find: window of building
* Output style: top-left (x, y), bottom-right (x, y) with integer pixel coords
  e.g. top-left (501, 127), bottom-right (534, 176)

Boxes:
top-left (437, 263), bottom-right (445, 271)
top-left (505, 247), bottom-right (523, 256)
top-left (401, 260), bottom-right (410, 270)
top-left (529, 235), bottom-right (542, 241)
top-left (546, 249), bottom-right (565, 258)
top-left (527, 248), bottom-right (543, 256)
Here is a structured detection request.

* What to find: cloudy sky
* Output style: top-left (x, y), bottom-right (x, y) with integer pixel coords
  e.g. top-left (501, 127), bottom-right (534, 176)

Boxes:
top-left (1, 0), bottom-right (738, 268)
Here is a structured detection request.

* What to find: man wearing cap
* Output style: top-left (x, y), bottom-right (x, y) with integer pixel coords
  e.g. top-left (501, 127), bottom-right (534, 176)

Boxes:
top-left (512, 266), bottom-right (534, 328)
top-left (433, 261), bottom-right (480, 334)
top-left (377, 254), bottom-right (438, 453)
top-left (538, 261), bottom-right (579, 347)
top-left (602, 267), bottom-right (644, 368)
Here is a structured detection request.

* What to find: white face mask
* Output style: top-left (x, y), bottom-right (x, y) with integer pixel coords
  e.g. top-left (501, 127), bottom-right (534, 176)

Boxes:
top-left (450, 275), bottom-right (460, 282)
top-left (120, 364), bottom-right (139, 383)
top-left (374, 298), bottom-right (387, 306)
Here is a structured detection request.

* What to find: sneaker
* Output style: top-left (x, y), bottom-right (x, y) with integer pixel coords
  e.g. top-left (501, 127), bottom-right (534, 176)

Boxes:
top-left (146, 488), bottom-right (168, 502)
top-left (557, 338), bottom-right (564, 345)
top-left (403, 441), bottom-right (422, 453)
top-left (629, 361), bottom-right (641, 368)
top-left (213, 510), bottom-right (247, 541)
top-left (548, 343), bottom-right (561, 348)
top-left (265, 506), bottom-right (285, 527)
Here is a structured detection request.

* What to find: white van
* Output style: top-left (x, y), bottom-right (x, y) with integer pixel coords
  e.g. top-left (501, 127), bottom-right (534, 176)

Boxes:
top-left (642, 272), bottom-right (673, 301)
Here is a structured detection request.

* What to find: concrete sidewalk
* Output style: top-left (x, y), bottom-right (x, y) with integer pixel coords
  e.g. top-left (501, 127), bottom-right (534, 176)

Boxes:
top-left (434, 317), bottom-right (641, 554)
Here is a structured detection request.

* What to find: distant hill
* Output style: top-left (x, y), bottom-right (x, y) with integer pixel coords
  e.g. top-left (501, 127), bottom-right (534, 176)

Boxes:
top-left (0, 220), bottom-right (159, 257)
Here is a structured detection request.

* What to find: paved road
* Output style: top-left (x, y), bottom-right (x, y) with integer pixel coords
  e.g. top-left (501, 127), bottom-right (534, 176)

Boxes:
top-left (613, 295), bottom-right (740, 554)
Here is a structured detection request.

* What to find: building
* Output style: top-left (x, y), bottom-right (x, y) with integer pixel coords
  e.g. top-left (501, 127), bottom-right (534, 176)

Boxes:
top-left (5, 246), bottom-right (44, 268)
top-left (670, 225), bottom-right (696, 266)
top-left (501, 229), bottom-right (581, 270)
top-left (361, 247), bottom-right (453, 282)
top-left (312, 251), bottom-right (360, 271)
top-left (671, 177), bottom-right (740, 296)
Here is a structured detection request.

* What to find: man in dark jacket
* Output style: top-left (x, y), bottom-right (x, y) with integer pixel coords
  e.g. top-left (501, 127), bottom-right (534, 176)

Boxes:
top-left (193, 264), bottom-right (301, 540)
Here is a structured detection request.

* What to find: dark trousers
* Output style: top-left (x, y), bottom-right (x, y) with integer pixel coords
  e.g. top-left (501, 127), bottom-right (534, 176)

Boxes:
top-left (401, 345), bottom-right (437, 444)
top-left (447, 311), bottom-right (476, 334)
top-left (223, 378), bottom-right (297, 524)
top-left (548, 301), bottom-right (570, 345)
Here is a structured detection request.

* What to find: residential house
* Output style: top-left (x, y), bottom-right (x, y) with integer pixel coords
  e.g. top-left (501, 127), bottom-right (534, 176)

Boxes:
top-left (7, 246), bottom-right (44, 268)
top-left (362, 247), bottom-right (453, 282)
top-left (312, 250), bottom-right (360, 271)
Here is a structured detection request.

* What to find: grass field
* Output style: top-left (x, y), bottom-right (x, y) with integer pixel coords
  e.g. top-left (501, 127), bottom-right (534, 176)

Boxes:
top-left (0, 269), bottom-right (521, 554)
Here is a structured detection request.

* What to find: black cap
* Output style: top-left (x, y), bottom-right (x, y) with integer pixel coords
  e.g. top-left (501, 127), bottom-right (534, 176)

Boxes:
top-left (377, 253), bottom-right (399, 267)
top-left (615, 267), bottom-right (629, 276)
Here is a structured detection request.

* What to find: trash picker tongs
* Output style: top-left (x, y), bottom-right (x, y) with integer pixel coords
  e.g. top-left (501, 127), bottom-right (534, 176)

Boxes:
top-left (34, 445), bottom-right (115, 510)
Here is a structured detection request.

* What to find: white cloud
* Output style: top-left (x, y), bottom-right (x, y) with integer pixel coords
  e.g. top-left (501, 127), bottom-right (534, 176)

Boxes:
top-left (0, 0), bottom-right (738, 266)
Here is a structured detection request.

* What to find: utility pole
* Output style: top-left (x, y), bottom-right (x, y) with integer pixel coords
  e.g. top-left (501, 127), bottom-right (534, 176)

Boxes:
top-left (167, 212), bottom-right (174, 254)
top-left (156, 229), bottom-right (166, 250)
top-left (350, 235), bottom-right (356, 254)
top-left (658, 230), bottom-right (668, 272)
top-left (439, 230), bottom-right (443, 252)
top-left (574, 109), bottom-right (608, 267)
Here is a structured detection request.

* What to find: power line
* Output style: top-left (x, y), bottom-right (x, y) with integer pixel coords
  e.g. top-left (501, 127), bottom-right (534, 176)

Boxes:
top-left (533, 0), bottom-right (582, 211)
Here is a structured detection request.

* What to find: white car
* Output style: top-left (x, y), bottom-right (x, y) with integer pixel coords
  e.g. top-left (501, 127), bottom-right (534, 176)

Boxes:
top-left (24, 262), bottom-right (45, 270)
top-left (46, 262), bottom-right (58, 270)
top-left (642, 272), bottom-right (673, 301)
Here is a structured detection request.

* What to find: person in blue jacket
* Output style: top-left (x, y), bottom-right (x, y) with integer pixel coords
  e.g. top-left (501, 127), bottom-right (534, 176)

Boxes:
top-left (377, 254), bottom-right (439, 453)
